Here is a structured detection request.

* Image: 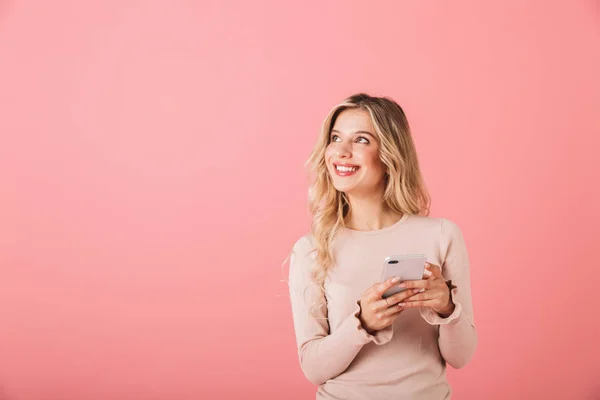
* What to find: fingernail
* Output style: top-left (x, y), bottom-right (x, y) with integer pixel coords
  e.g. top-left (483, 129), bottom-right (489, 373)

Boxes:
top-left (413, 289), bottom-right (420, 293)
top-left (398, 302), bottom-right (406, 307)
top-left (399, 283), bottom-right (406, 288)
top-left (391, 276), bottom-right (400, 283)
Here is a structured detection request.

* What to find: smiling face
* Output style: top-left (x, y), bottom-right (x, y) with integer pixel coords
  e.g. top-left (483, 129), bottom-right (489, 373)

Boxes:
top-left (325, 108), bottom-right (387, 196)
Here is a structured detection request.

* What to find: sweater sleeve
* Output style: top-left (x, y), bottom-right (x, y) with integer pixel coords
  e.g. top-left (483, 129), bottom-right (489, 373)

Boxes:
top-left (419, 218), bottom-right (478, 369)
top-left (288, 236), bottom-right (393, 385)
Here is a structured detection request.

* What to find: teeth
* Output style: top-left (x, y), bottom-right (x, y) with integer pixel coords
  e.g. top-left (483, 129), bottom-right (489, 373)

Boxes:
top-left (336, 165), bottom-right (358, 172)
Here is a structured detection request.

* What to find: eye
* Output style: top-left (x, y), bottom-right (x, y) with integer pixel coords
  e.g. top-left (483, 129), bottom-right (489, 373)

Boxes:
top-left (329, 134), bottom-right (370, 144)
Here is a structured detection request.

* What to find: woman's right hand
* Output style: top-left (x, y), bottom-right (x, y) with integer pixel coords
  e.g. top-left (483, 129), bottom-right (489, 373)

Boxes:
top-left (358, 276), bottom-right (420, 333)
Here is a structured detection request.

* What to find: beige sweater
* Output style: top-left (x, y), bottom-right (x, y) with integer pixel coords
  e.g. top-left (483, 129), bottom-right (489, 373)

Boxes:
top-left (288, 214), bottom-right (477, 399)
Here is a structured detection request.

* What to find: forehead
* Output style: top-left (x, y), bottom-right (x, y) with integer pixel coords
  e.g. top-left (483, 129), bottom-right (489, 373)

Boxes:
top-left (331, 108), bottom-right (375, 134)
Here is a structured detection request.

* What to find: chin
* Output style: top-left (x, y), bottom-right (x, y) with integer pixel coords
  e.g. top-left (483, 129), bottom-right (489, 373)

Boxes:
top-left (333, 180), bottom-right (380, 197)
top-left (332, 182), bottom-right (361, 195)
top-left (333, 185), bottom-right (352, 194)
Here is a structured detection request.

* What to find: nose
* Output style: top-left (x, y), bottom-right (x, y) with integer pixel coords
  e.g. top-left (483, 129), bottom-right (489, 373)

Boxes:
top-left (336, 141), bottom-right (351, 158)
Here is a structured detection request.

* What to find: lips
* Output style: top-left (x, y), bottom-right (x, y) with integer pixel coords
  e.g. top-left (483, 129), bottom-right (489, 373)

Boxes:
top-left (333, 162), bottom-right (360, 177)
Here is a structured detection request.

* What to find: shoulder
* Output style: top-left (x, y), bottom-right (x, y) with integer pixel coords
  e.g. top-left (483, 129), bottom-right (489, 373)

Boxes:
top-left (288, 234), bottom-right (318, 284)
top-left (292, 233), bottom-right (315, 254)
top-left (436, 217), bottom-right (469, 258)
top-left (405, 215), bottom-right (466, 245)
top-left (290, 234), bottom-right (317, 266)
top-left (439, 217), bottom-right (465, 240)
top-left (405, 214), bottom-right (448, 232)
top-left (408, 214), bottom-right (462, 231)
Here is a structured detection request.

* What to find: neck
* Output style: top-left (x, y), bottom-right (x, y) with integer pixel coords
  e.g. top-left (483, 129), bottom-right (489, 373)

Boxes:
top-left (344, 192), bottom-right (402, 231)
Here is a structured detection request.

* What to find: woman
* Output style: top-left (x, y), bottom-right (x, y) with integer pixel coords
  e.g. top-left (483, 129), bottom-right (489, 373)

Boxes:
top-left (288, 93), bottom-right (477, 399)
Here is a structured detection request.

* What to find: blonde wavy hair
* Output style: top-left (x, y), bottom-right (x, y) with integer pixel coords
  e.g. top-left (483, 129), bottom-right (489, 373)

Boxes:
top-left (306, 93), bottom-right (431, 289)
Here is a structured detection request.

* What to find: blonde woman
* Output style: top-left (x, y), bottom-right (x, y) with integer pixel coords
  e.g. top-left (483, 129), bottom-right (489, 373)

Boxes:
top-left (288, 93), bottom-right (477, 399)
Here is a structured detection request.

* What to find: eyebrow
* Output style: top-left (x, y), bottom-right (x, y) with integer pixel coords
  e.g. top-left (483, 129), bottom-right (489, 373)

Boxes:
top-left (330, 129), bottom-right (376, 138)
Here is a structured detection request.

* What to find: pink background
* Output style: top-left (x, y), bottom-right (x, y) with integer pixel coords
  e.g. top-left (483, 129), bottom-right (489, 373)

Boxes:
top-left (1, 1), bottom-right (599, 399)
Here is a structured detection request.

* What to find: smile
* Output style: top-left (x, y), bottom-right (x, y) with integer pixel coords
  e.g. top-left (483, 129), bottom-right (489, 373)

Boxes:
top-left (336, 165), bottom-right (359, 172)
top-left (333, 163), bottom-right (360, 177)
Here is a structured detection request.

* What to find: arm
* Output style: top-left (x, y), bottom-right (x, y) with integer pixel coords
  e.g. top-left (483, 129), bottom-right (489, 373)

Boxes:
top-left (419, 218), bottom-right (478, 369)
top-left (288, 236), bottom-right (393, 385)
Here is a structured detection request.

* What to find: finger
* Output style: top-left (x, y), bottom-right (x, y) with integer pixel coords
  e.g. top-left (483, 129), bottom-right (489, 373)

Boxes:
top-left (402, 291), bottom-right (436, 303)
top-left (425, 263), bottom-right (442, 278)
top-left (397, 279), bottom-right (430, 290)
top-left (373, 294), bottom-right (406, 311)
top-left (375, 301), bottom-right (405, 317)
top-left (398, 299), bottom-right (436, 308)
top-left (372, 276), bottom-right (401, 300)
top-left (384, 287), bottom-right (423, 305)
top-left (381, 304), bottom-right (405, 317)
top-left (372, 298), bottom-right (392, 312)
top-left (423, 267), bottom-right (432, 279)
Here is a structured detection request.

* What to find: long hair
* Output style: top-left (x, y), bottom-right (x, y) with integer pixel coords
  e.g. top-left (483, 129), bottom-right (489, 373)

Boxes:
top-left (305, 93), bottom-right (431, 289)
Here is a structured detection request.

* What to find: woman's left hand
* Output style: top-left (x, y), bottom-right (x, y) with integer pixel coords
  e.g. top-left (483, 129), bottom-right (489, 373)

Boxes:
top-left (397, 262), bottom-right (455, 318)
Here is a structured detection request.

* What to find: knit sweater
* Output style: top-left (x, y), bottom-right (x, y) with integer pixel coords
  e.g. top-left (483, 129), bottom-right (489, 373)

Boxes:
top-left (288, 214), bottom-right (477, 399)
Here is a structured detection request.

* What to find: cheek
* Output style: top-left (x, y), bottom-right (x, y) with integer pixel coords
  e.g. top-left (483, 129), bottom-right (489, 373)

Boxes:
top-left (361, 149), bottom-right (382, 168)
top-left (324, 145), bottom-right (336, 162)
top-left (363, 150), bottom-right (385, 177)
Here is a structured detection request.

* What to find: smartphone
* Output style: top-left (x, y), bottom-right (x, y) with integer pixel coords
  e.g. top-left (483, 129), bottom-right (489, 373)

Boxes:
top-left (380, 254), bottom-right (427, 299)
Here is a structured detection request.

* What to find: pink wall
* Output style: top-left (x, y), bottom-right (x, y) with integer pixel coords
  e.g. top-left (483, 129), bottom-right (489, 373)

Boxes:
top-left (1, 1), bottom-right (599, 399)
